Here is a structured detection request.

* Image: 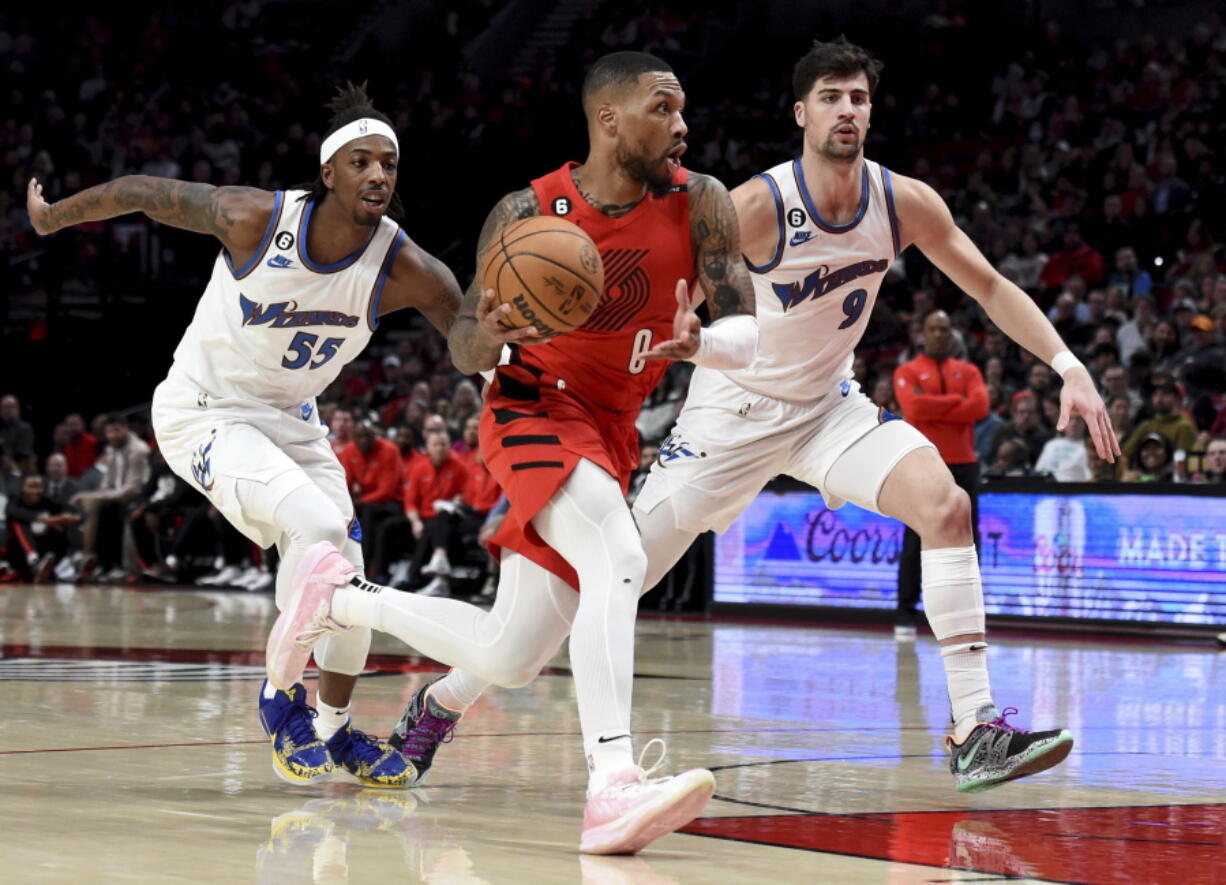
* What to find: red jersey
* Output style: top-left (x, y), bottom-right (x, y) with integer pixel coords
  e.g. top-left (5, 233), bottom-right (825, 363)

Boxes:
top-left (894, 354), bottom-right (989, 464)
top-left (521, 162), bottom-right (695, 414)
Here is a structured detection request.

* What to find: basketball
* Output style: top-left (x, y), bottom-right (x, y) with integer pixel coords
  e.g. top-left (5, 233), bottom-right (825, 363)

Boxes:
top-left (481, 215), bottom-right (604, 337)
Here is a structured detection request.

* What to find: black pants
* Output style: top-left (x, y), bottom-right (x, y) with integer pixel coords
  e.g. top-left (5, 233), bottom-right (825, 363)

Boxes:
top-left (358, 500), bottom-right (406, 573)
top-left (896, 461), bottom-right (980, 624)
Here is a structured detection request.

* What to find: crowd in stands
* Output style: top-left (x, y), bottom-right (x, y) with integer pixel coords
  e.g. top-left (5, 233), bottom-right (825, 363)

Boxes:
top-left (2, 3), bottom-right (1224, 587)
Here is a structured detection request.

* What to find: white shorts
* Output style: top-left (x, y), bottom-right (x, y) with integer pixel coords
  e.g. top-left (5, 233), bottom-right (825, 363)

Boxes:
top-left (635, 369), bottom-right (933, 534)
top-left (151, 372), bottom-right (352, 549)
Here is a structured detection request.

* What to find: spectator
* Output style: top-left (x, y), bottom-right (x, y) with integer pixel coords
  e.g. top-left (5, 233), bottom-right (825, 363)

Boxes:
top-left (892, 309), bottom-right (988, 639)
top-left (328, 408), bottom-right (354, 456)
top-left (60, 412), bottom-right (99, 478)
top-left (996, 230), bottom-right (1047, 293)
top-left (1039, 223), bottom-right (1105, 292)
top-left (5, 474), bottom-right (79, 582)
top-left (1088, 195), bottom-right (1134, 259)
top-left (1190, 436), bottom-right (1226, 483)
top-left (988, 438), bottom-right (1031, 477)
top-left (401, 430), bottom-right (469, 597)
top-left (1100, 365), bottom-right (1141, 415)
top-left (1122, 375), bottom-right (1199, 461)
top-left (1106, 395), bottom-right (1135, 446)
top-left (0, 394), bottom-right (36, 476)
top-left (1048, 291), bottom-right (1094, 349)
top-left (1035, 415), bottom-right (1092, 481)
top-left (974, 382), bottom-right (1008, 463)
top-left (123, 448), bottom-right (194, 583)
top-left (452, 414), bottom-right (480, 461)
top-left (43, 453), bottom-right (79, 507)
top-left (393, 424), bottom-right (424, 478)
top-left (1117, 294), bottom-right (1157, 366)
top-left (1147, 319), bottom-right (1182, 373)
top-left (1173, 315), bottom-right (1225, 394)
top-left (448, 380), bottom-right (481, 438)
top-left (1122, 431), bottom-right (1175, 483)
top-left (990, 391), bottom-right (1052, 468)
top-left (66, 414), bottom-right (150, 581)
top-left (1106, 246), bottom-right (1153, 298)
top-left (340, 421), bottom-right (404, 570)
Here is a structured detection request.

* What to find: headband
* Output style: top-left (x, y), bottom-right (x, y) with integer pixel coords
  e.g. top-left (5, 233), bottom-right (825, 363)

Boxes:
top-left (319, 118), bottom-right (399, 165)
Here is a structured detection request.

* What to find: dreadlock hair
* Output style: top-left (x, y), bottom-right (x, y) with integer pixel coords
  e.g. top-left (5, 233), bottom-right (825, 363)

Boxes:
top-left (792, 36), bottom-right (884, 102)
top-left (295, 81), bottom-right (405, 219)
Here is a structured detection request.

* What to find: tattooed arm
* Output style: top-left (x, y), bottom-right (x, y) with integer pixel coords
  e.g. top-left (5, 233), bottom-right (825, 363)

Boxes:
top-left (643, 172), bottom-right (757, 365)
top-left (26, 175), bottom-right (273, 258)
top-left (378, 240), bottom-right (464, 338)
top-left (447, 187), bottom-right (548, 375)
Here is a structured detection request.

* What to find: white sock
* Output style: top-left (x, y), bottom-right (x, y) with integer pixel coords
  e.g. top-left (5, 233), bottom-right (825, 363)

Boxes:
top-left (586, 733), bottom-right (635, 794)
top-left (314, 699), bottom-right (351, 742)
top-left (429, 669), bottom-right (488, 714)
top-left (941, 641), bottom-right (993, 741)
top-left (262, 680), bottom-right (279, 700)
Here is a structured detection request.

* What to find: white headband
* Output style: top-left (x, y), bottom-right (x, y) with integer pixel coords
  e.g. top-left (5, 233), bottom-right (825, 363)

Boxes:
top-left (320, 118), bottom-right (399, 165)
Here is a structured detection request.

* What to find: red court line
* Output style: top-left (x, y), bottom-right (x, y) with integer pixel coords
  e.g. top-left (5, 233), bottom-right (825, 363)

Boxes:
top-left (681, 806), bottom-right (1226, 884)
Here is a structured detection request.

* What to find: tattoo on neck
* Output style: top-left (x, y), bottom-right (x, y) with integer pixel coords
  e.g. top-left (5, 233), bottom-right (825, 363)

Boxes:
top-left (570, 169), bottom-right (642, 218)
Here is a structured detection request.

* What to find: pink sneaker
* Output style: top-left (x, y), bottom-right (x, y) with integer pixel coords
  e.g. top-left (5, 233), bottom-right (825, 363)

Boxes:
top-left (264, 542), bottom-right (354, 690)
top-left (579, 740), bottom-right (715, 855)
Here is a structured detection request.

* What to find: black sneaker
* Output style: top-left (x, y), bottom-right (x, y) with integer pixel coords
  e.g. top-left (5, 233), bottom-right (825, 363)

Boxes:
top-left (946, 705), bottom-right (1073, 793)
top-left (387, 675), bottom-right (460, 785)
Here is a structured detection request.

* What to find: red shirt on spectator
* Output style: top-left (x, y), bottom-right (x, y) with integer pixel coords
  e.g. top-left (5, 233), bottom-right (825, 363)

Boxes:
top-left (404, 454), bottom-right (468, 519)
top-left (464, 457), bottom-right (502, 514)
top-left (894, 354), bottom-right (989, 465)
top-left (62, 432), bottom-right (99, 478)
top-left (340, 437), bottom-right (403, 504)
top-left (1039, 244), bottom-right (1105, 291)
top-left (401, 447), bottom-right (424, 479)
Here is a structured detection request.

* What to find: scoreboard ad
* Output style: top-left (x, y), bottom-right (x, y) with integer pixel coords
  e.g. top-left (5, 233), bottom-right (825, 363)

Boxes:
top-left (712, 486), bottom-right (1226, 627)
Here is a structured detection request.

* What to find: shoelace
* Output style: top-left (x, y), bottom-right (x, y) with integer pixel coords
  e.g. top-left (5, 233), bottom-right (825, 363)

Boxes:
top-left (273, 693), bottom-right (321, 747)
top-left (986, 706), bottom-right (1023, 732)
top-left (399, 710), bottom-right (457, 758)
top-left (338, 728), bottom-right (387, 765)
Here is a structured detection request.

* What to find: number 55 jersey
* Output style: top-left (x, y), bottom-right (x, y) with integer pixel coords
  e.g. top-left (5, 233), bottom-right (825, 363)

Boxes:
top-left (169, 189), bottom-right (406, 408)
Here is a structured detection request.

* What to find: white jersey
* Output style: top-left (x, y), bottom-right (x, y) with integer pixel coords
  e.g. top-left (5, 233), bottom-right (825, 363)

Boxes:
top-left (168, 189), bottom-right (406, 408)
top-left (718, 157), bottom-right (900, 404)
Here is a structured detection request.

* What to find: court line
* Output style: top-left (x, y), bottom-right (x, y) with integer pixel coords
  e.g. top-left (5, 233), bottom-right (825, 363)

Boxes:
top-left (1045, 832), bottom-right (1220, 846)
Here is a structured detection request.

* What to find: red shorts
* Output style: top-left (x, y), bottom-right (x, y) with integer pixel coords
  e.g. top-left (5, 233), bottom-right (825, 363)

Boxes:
top-left (479, 365), bottom-right (639, 589)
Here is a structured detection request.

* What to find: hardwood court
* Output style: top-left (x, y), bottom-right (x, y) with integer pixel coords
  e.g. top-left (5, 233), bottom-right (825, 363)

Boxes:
top-left (1, 583), bottom-right (1222, 884)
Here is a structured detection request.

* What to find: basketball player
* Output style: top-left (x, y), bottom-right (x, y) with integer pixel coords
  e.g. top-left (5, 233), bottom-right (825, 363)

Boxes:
top-left (24, 84), bottom-right (491, 789)
top-left (358, 38), bottom-right (1124, 798)
top-left (629, 37), bottom-right (1120, 792)
top-left (265, 52), bottom-right (759, 853)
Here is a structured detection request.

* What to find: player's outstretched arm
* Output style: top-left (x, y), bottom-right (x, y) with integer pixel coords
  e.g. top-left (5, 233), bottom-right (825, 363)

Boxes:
top-left (26, 175), bottom-right (272, 254)
top-left (895, 175), bottom-right (1120, 462)
top-left (448, 187), bottom-right (548, 376)
top-left (378, 241), bottom-right (464, 338)
top-left (644, 173), bottom-right (757, 366)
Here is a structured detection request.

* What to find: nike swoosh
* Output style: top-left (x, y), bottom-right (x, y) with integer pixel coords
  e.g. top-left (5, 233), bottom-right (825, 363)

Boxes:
top-left (956, 735), bottom-right (984, 771)
top-left (597, 734), bottom-right (631, 744)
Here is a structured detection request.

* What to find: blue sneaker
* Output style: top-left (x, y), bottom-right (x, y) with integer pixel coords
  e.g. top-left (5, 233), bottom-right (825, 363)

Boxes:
top-left (258, 681), bottom-right (334, 785)
top-left (387, 675), bottom-right (460, 785)
top-left (325, 721), bottom-right (418, 789)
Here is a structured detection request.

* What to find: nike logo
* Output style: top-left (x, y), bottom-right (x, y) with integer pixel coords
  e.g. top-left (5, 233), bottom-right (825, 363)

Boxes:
top-left (956, 735), bottom-right (985, 771)
top-left (789, 230), bottom-right (814, 246)
top-left (597, 734), bottom-right (631, 744)
top-left (267, 255), bottom-right (294, 269)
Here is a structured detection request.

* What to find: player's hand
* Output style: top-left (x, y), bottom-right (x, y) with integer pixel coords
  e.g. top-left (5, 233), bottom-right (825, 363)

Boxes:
top-left (473, 288), bottom-right (551, 349)
top-left (410, 518), bottom-right (424, 539)
top-left (1058, 366), bottom-right (1120, 463)
top-left (643, 279), bottom-right (701, 361)
top-left (27, 178), bottom-right (56, 236)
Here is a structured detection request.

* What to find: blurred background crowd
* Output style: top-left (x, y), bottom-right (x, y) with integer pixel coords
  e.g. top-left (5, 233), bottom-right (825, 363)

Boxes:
top-left (1, 0), bottom-right (1223, 590)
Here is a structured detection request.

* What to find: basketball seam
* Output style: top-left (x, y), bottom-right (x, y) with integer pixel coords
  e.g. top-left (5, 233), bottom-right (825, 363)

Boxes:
top-left (502, 251), bottom-right (602, 329)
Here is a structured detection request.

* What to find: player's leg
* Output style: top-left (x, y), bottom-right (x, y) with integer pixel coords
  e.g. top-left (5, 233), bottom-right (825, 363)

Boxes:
top-left (820, 418), bottom-right (1073, 791)
top-left (530, 459), bottom-right (714, 854)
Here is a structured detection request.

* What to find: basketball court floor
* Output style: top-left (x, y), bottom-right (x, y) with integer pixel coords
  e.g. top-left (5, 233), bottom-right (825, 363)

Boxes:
top-left (1, 582), bottom-right (1222, 884)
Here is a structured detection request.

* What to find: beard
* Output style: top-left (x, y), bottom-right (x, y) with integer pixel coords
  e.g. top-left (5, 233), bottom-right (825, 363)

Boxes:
top-left (813, 130), bottom-right (862, 163)
top-left (619, 141), bottom-right (675, 196)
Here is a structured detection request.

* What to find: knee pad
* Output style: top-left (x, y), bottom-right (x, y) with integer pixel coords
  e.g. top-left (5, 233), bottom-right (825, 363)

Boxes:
top-left (313, 627), bottom-right (372, 676)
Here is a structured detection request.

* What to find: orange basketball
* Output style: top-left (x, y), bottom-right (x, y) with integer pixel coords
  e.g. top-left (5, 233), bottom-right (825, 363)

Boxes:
top-left (480, 215), bottom-right (604, 337)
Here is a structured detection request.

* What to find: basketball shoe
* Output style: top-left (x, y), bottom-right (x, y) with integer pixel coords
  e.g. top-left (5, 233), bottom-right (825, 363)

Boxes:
top-left (580, 739), bottom-right (715, 855)
top-left (324, 721), bottom-right (417, 789)
top-left (388, 675), bottom-right (460, 785)
top-left (258, 680), bottom-right (334, 784)
top-left (946, 705), bottom-right (1073, 793)
top-left (265, 542), bottom-right (353, 690)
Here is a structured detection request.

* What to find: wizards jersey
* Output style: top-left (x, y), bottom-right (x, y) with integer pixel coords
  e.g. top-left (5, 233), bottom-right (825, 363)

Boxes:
top-left (516, 162), bottom-right (694, 413)
top-left (167, 189), bottom-right (407, 408)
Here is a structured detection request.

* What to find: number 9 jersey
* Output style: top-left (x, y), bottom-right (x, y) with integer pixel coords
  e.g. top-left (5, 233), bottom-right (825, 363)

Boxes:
top-left (724, 157), bottom-right (900, 403)
top-left (169, 190), bottom-right (406, 408)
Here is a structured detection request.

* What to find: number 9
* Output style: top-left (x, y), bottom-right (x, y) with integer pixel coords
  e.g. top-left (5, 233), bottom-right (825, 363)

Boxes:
top-left (838, 288), bottom-right (867, 330)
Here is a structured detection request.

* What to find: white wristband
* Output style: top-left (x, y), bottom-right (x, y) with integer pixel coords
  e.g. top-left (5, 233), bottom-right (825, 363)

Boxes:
top-left (690, 314), bottom-right (759, 370)
top-left (1050, 350), bottom-right (1083, 378)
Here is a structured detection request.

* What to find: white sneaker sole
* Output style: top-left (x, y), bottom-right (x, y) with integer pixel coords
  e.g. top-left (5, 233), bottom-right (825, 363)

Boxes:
top-left (580, 769), bottom-right (715, 855)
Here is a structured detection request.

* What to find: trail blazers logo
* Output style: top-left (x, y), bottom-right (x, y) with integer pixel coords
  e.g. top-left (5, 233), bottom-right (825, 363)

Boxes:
top-left (583, 249), bottom-right (650, 332)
